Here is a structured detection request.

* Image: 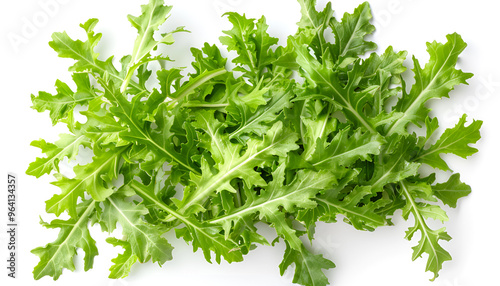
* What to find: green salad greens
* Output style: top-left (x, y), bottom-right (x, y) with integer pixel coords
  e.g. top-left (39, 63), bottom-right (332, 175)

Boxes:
top-left (27, 0), bottom-right (481, 284)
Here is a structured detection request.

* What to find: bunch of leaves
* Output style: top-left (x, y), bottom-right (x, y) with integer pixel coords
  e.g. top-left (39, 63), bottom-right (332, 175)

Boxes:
top-left (27, 0), bottom-right (482, 285)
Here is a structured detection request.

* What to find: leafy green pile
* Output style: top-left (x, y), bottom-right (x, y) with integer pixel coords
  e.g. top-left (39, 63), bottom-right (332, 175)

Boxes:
top-left (27, 0), bottom-right (482, 284)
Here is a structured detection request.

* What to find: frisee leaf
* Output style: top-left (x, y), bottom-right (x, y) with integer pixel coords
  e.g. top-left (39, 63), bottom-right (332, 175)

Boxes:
top-left (32, 200), bottom-right (98, 280)
top-left (27, 0), bottom-right (480, 285)
top-left (415, 114), bottom-right (482, 171)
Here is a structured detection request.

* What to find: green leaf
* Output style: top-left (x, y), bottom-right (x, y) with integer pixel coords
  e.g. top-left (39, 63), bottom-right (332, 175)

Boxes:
top-left (415, 115), bottom-right (482, 171)
top-left (49, 18), bottom-right (144, 92)
top-left (128, 180), bottom-right (243, 264)
top-left (169, 68), bottom-right (228, 103)
top-left (307, 127), bottom-right (385, 171)
top-left (295, 0), bottom-right (334, 59)
top-left (101, 80), bottom-right (200, 176)
top-left (220, 13), bottom-right (278, 81)
top-left (31, 73), bottom-right (98, 125)
top-left (400, 181), bottom-right (452, 281)
top-left (27, 134), bottom-right (90, 178)
top-left (424, 116), bottom-right (440, 140)
top-left (362, 46), bottom-right (408, 84)
top-left (432, 173), bottom-right (471, 208)
top-left (157, 68), bottom-right (183, 99)
top-left (330, 2), bottom-right (377, 61)
top-left (210, 164), bottom-right (336, 250)
top-left (106, 238), bottom-right (138, 279)
top-left (121, 0), bottom-right (184, 92)
top-left (190, 43), bottom-right (228, 76)
top-left (367, 135), bottom-right (420, 192)
top-left (297, 170), bottom-right (359, 239)
top-left (46, 146), bottom-right (125, 217)
top-left (78, 98), bottom-right (129, 146)
top-left (227, 82), bottom-right (294, 142)
top-left (101, 192), bottom-right (174, 265)
top-left (294, 42), bottom-right (378, 133)
top-left (362, 46), bottom-right (408, 118)
top-left (174, 121), bottom-right (299, 216)
top-left (49, 18), bottom-right (102, 73)
top-left (32, 200), bottom-right (98, 280)
top-left (279, 241), bottom-right (335, 286)
top-left (387, 33), bottom-right (473, 135)
top-left (28, 0), bottom-right (480, 283)
top-left (220, 12), bottom-right (257, 69)
top-left (315, 185), bottom-right (389, 231)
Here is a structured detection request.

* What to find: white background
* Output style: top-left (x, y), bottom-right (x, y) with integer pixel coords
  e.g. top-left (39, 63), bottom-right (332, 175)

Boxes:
top-left (1, 0), bottom-right (499, 286)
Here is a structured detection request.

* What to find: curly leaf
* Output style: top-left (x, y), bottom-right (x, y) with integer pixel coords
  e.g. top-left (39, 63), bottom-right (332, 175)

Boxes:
top-left (415, 114), bottom-right (482, 171)
top-left (432, 173), bottom-right (471, 208)
top-left (400, 181), bottom-right (452, 280)
top-left (31, 73), bottom-right (98, 125)
top-left (387, 33), bottom-right (473, 135)
top-left (210, 164), bottom-right (336, 249)
top-left (27, 134), bottom-right (90, 178)
top-left (46, 146), bottom-right (125, 218)
top-left (32, 200), bottom-right (97, 280)
top-left (330, 2), bottom-right (377, 61)
top-left (107, 238), bottom-right (138, 279)
top-left (279, 241), bottom-right (335, 286)
top-left (101, 192), bottom-right (174, 265)
top-left (175, 121), bottom-right (299, 216)
top-left (128, 180), bottom-right (243, 264)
